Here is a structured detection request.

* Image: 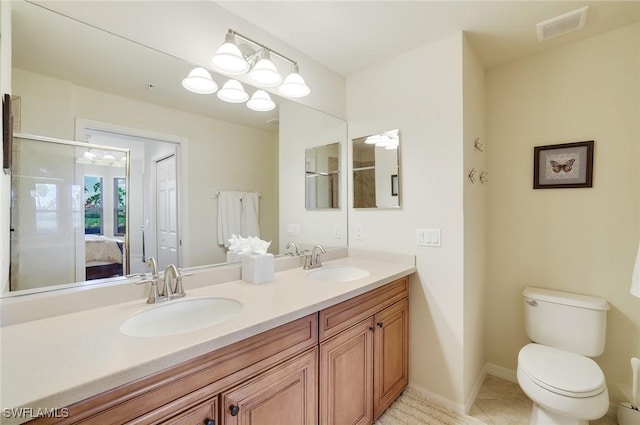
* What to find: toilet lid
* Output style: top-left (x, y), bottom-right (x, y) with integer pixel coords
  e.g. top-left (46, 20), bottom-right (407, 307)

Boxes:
top-left (519, 344), bottom-right (605, 398)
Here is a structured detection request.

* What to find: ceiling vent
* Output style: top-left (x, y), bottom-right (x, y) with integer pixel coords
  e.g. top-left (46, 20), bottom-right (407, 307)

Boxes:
top-left (537, 6), bottom-right (589, 42)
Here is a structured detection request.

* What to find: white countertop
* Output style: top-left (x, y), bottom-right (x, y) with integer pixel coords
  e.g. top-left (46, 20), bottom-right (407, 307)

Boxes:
top-left (0, 255), bottom-right (415, 423)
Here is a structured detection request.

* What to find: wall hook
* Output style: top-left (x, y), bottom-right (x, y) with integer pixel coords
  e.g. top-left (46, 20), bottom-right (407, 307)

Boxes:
top-left (468, 168), bottom-right (477, 184)
top-left (474, 137), bottom-right (484, 152)
top-left (480, 170), bottom-right (488, 184)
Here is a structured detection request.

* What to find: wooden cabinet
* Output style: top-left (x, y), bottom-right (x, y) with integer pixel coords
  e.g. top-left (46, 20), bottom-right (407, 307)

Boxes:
top-left (373, 298), bottom-right (408, 419)
top-left (319, 277), bottom-right (409, 425)
top-left (221, 348), bottom-right (317, 425)
top-left (319, 319), bottom-right (374, 425)
top-left (162, 399), bottom-right (217, 425)
top-left (29, 276), bottom-right (410, 425)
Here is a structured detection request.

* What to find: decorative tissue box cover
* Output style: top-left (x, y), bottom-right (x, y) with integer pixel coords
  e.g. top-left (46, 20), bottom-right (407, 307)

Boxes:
top-left (241, 253), bottom-right (274, 284)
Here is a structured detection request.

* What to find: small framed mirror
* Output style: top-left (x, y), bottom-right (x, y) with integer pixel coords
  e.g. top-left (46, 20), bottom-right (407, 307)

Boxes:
top-left (352, 129), bottom-right (400, 209)
top-left (305, 142), bottom-right (340, 209)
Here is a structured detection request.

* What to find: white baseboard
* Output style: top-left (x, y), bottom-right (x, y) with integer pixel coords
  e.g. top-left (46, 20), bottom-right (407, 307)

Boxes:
top-left (486, 362), bottom-right (518, 383)
top-left (465, 364), bottom-right (488, 414)
top-left (408, 381), bottom-right (466, 414)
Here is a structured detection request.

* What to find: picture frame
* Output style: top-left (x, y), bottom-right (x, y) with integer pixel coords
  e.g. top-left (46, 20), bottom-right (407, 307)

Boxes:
top-left (3, 93), bottom-right (13, 173)
top-left (533, 141), bottom-right (594, 189)
top-left (391, 174), bottom-right (398, 196)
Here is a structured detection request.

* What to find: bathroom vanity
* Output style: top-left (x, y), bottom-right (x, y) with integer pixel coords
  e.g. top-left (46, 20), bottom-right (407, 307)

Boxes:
top-left (1, 254), bottom-right (414, 425)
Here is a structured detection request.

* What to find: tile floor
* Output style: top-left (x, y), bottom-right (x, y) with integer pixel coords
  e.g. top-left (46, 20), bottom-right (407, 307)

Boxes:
top-left (469, 375), bottom-right (618, 425)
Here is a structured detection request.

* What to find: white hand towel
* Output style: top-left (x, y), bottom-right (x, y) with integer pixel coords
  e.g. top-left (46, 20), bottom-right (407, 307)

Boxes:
top-left (242, 192), bottom-right (260, 238)
top-left (217, 191), bottom-right (244, 247)
top-left (632, 241), bottom-right (640, 297)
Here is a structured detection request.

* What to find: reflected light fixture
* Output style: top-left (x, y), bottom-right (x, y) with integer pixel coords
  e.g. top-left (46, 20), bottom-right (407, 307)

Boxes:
top-left (247, 90), bottom-right (276, 112)
top-left (182, 67), bottom-right (218, 94)
top-left (210, 29), bottom-right (310, 97)
top-left (217, 79), bottom-right (249, 103)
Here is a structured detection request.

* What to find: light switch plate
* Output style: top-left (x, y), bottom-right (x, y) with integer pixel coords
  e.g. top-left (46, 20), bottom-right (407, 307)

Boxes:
top-left (417, 228), bottom-right (441, 247)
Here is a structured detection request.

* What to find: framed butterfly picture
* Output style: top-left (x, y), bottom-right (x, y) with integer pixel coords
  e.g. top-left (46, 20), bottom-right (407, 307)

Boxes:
top-left (533, 141), bottom-right (594, 189)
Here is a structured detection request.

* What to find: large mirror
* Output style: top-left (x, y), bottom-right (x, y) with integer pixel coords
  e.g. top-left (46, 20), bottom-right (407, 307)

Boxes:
top-left (305, 143), bottom-right (340, 209)
top-left (5, 1), bottom-right (348, 294)
top-left (352, 130), bottom-right (400, 208)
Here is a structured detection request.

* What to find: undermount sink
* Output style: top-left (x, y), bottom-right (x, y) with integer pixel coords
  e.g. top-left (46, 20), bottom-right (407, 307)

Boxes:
top-left (308, 266), bottom-right (370, 282)
top-left (120, 297), bottom-right (243, 338)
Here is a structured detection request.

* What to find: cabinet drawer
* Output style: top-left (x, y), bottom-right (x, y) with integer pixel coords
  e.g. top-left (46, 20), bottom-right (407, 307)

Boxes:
top-left (162, 398), bottom-right (216, 425)
top-left (35, 314), bottom-right (317, 425)
top-left (319, 277), bottom-right (408, 341)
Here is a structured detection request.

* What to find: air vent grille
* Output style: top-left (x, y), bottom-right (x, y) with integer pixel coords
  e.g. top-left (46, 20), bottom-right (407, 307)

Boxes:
top-left (537, 6), bottom-right (589, 41)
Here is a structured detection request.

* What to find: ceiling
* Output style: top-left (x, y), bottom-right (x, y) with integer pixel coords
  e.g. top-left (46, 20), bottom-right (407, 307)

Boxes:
top-left (218, 1), bottom-right (640, 76)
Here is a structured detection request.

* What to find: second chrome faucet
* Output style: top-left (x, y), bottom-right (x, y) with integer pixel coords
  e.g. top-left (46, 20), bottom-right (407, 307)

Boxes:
top-left (303, 244), bottom-right (327, 270)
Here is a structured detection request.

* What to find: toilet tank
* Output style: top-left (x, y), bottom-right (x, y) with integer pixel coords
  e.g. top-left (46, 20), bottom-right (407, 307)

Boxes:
top-left (523, 287), bottom-right (610, 357)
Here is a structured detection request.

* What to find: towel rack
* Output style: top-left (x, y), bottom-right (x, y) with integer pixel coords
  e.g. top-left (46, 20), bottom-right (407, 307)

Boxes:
top-left (212, 190), bottom-right (261, 199)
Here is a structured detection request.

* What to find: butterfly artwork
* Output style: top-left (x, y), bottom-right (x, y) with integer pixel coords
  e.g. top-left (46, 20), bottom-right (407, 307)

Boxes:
top-left (549, 158), bottom-right (575, 173)
top-left (533, 141), bottom-right (594, 189)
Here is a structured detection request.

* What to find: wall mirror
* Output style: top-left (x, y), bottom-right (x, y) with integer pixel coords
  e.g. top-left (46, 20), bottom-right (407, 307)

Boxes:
top-left (5, 1), bottom-right (347, 295)
top-left (305, 143), bottom-right (340, 209)
top-left (352, 130), bottom-right (400, 209)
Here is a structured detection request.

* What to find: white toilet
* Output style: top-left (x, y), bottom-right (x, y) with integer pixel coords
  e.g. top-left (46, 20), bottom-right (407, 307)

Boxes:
top-left (517, 287), bottom-right (610, 425)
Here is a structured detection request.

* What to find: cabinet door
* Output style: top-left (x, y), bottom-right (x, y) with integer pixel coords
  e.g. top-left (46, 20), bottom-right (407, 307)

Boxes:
top-left (162, 398), bottom-right (217, 425)
top-left (373, 299), bottom-right (409, 419)
top-left (221, 348), bottom-right (317, 425)
top-left (320, 318), bottom-right (374, 425)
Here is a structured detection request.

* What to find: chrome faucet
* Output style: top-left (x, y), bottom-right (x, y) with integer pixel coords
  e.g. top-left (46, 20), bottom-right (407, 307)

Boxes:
top-left (164, 264), bottom-right (185, 300)
top-left (285, 241), bottom-right (300, 256)
top-left (146, 257), bottom-right (158, 276)
top-left (303, 244), bottom-right (327, 270)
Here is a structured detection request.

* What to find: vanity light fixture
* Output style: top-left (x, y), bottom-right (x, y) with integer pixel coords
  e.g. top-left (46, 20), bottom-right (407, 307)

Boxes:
top-left (217, 79), bottom-right (250, 103)
top-left (210, 29), bottom-right (310, 97)
top-left (246, 90), bottom-right (276, 112)
top-left (364, 130), bottom-right (399, 149)
top-left (278, 64), bottom-right (311, 98)
top-left (181, 67), bottom-right (218, 94)
top-left (210, 31), bottom-right (251, 75)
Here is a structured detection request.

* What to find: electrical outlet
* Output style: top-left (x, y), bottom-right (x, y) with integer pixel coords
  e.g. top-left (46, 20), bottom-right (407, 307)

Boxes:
top-left (334, 224), bottom-right (341, 239)
top-left (354, 224), bottom-right (364, 241)
top-left (287, 224), bottom-right (299, 237)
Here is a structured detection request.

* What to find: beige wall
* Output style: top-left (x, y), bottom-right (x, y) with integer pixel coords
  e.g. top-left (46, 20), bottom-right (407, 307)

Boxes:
top-left (462, 35), bottom-right (487, 409)
top-left (13, 68), bottom-right (279, 269)
top-left (486, 23), bottom-right (640, 404)
top-left (347, 32), bottom-right (485, 410)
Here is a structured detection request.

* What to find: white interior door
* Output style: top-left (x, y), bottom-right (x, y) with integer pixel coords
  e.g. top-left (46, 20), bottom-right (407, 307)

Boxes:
top-left (156, 155), bottom-right (178, 269)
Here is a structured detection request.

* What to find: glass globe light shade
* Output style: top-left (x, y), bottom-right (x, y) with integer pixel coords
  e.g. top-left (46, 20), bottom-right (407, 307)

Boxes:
top-left (248, 50), bottom-right (283, 87)
top-left (217, 79), bottom-right (249, 103)
top-left (278, 65), bottom-right (310, 98)
top-left (210, 32), bottom-right (250, 75)
top-left (247, 90), bottom-right (276, 112)
top-left (181, 67), bottom-right (218, 94)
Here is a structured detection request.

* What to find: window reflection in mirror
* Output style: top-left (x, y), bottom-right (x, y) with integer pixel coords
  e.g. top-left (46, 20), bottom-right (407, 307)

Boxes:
top-left (305, 143), bottom-right (340, 209)
top-left (352, 130), bottom-right (400, 209)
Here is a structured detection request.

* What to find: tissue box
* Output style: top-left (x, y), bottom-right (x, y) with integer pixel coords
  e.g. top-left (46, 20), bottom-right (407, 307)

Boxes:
top-left (242, 253), bottom-right (274, 284)
top-left (226, 251), bottom-right (243, 264)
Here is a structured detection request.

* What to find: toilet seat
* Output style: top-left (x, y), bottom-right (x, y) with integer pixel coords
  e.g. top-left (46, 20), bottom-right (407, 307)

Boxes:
top-left (518, 343), bottom-right (605, 398)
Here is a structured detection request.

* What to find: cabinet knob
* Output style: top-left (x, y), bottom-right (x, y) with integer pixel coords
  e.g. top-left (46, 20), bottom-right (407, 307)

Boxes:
top-left (369, 326), bottom-right (374, 332)
top-left (229, 404), bottom-right (240, 416)
top-left (204, 419), bottom-right (215, 425)
top-left (377, 322), bottom-right (383, 328)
